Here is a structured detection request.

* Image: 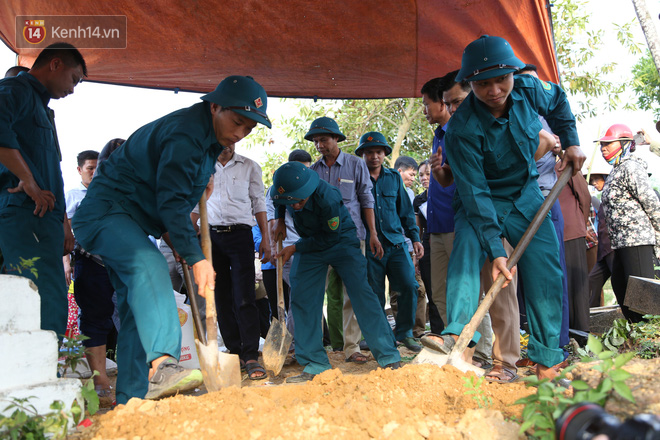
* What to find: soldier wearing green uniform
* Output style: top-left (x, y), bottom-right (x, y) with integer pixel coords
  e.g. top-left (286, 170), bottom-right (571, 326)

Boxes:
top-left (420, 36), bottom-right (586, 380)
top-left (271, 162), bottom-right (401, 383)
top-left (355, 132), bottom-right (424, 352)
top-left (72, 76), bottom-right (271, 402)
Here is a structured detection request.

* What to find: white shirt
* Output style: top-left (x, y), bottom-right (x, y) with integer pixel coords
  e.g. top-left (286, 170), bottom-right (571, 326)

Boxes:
top-left (194, 153), bottom-right (266, 226)
top-left (65, 182), bottom-right (88, 219)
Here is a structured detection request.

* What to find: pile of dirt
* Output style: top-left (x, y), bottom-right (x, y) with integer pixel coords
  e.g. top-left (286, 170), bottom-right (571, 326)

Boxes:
top-left (80, 362), bottom-right (533, 440)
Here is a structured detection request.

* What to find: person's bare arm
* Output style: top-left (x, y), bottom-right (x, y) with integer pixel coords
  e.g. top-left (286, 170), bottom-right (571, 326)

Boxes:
top-left (255, 211), bottom-right (271, 263)
top-left (362, 208), bottom-right (384, 259)
top-left (429, 149), bottom-right (454, 187)
top-left (63, 214), bottom-right (74, 255)
top-left (0, 147), bottom-right (55, 216)
top-left (536, 130), bottom-right (555, 161)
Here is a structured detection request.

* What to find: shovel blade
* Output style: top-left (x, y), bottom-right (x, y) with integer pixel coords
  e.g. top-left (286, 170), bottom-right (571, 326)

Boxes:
top-left (262, 317), bottom-right (294, 377)
top-left (196, 340), bottom-right (242, 391)
top-left (412, 347), bottom-right (485, 376)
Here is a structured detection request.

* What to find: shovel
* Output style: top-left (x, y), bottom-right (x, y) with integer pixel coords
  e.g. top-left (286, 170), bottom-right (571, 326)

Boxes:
top-left (262, 239), bottom-right (294, 376)
top-left (415, 163), bottom-right (574, 376)
top-left (194, 192), bottom-right (242, 390)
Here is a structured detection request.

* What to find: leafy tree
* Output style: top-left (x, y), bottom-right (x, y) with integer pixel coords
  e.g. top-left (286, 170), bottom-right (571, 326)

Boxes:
top-left (631, 50), bottom-right (660, 119)
top-left (245, 97), bottom-right (434, 189)
top-left (551, 0), bottom-right (642, 120)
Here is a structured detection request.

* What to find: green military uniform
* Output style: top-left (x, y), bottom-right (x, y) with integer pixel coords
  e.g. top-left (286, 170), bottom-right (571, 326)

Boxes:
top-left (443, 37), bottom-right (580, 368)
top-left (72, 101), bottom-right (222, 403)
top-left (366, 165), bottom-right (420, 341)
top-left (272, 163), bottom-right (400, 375)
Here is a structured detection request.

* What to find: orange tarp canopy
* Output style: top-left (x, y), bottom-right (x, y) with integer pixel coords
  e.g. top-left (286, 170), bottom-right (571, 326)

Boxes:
top-left (0, 0), bottom-right (558, 98)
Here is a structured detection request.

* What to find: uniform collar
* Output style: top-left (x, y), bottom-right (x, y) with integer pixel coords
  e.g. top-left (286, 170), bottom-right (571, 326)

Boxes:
top-left (19, 71), bottom-right (51, 107)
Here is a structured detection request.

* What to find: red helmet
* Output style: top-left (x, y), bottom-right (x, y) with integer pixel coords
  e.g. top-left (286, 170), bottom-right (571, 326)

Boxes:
top-left (597, 124), bottom-right (633, 142)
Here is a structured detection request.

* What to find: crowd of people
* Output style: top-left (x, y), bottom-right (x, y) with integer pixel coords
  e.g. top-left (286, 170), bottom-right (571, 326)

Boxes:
top-left (1, 36), bottom-right (659, 404)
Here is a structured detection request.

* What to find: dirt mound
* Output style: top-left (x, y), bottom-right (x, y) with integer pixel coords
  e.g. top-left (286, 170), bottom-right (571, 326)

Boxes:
top-left (80, 363), bottom-right (532, 440)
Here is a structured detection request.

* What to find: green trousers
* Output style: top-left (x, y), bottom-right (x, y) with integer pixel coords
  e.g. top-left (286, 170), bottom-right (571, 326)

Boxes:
top-left (73, 198), bottom-right (181, 404)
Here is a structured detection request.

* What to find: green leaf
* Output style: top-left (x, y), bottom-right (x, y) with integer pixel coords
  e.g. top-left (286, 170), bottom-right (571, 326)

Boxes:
top-left (598, 378), bottom-right (613, 393)
top-left (608, 368), bottom-right (631, 382)
top-left (613, 351), bottom-right (635, 368)
top-left (570, 380), bottom-right (590, 390)
top-left (587, 335), bottom-right (603, 355)
top-left (597, 351), bottom-right (616, 360)
top-left (613, 381), bottom-right (636, 403)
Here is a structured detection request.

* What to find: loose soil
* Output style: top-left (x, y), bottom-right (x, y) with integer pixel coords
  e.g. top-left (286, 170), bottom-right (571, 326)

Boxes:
top-left (81, 349), bottom-right (533, 440)
top-left (81, 347), bottom-right (660, 439)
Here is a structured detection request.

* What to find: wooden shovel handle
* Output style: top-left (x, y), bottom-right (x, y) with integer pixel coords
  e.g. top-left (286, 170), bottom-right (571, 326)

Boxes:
top-left (451, 163), bottom-right (574, 356)
top-left (276, 239), bottom-right (285, 322)
top-left (198, 192), bottom-right (217, 345)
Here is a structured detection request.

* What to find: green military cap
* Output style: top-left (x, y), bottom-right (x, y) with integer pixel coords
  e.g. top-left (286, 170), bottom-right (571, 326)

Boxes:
top-left (355, 131), bottom-right (392, 156)
top-left (201, 75), bottom-right (271, 128)
top-left (270, 162), bottom-right (320, 205)
top-left (304, 117), bottom-right (346, 142)
top-left (456, 35), bottom-right (525, 82)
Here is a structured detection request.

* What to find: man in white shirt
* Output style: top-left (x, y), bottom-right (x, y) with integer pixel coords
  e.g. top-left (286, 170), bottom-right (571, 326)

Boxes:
top-left (192, 143), bottom-right (270, 380)
top-left (65, 149), bottom-right (116, 396)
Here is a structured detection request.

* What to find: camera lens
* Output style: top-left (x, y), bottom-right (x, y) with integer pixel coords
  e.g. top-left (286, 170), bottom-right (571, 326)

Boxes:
top-left (556, 403), bottom-right (620, 440)
top-left (556, 403), bottom-right (660, 440)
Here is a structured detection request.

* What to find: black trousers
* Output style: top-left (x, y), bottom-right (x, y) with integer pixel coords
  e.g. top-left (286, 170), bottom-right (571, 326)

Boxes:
top-left (210, 228), bottom-right (260, 362)
top-left (588, 252), bottom-right (614, 307)
top-left (73, 256), bottom-right (116, 347)
top-left (263, 268), bottom-right (290, 321)
top-left (564, 237), bottom-right (590, 332)
top-left (418, 238), bottom-right (444, 334)
top-left (611, 245), bottom-right (654, 323)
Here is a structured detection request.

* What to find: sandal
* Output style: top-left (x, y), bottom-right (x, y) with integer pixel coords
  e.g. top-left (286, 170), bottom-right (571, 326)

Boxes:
top-left (245, 361), bottom-right (267, 380)
top-left (420, 333), bottom-right (455, 354)
top-left (345, 352), bottom-right (369, 364)
top-left (485, 365), bottom-right (519, 384)
top-left (95, 385), bottom-right (113, 398)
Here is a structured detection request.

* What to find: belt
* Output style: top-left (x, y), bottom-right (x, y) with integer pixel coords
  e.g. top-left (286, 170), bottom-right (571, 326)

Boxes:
top-left (210, 224), bottom-right (252, 233)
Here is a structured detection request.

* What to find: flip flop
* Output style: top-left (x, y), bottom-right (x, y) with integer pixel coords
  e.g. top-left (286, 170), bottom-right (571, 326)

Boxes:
top-left (420, 333), bottom-right (455, 354)
top-left (485, 365), bottom-right (519, 384)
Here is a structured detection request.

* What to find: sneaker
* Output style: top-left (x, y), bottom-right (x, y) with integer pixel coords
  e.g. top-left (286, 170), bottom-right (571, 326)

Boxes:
top-left (144, 357), bottom-right (203, 400)
top-left (400, 337), bottom-right (422, 353)
top-left (285, 372), bottom-right (316, 383)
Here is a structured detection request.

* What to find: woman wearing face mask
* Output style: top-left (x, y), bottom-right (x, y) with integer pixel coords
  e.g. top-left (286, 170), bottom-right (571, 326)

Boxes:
top-left (598, 124), bottom-right (660, 323)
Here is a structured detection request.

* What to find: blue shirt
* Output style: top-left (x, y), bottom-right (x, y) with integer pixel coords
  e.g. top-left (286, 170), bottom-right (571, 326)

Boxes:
top-left (310, 150), bottom-right (374, 240)
top-left (426, 124), bottom-right (456, 233)
top-left (445, 75), bottom-right (580, 260)
top-left (0, 72), bottom-right (64, 216)
top-left (253, 224), bottom-right (275, 270)
top-left (81, 101), bottom-right (224, 266)
top-left (370, 166), bottom-right (420, 246)
top-left (277, 179), bottom-right (358, 253)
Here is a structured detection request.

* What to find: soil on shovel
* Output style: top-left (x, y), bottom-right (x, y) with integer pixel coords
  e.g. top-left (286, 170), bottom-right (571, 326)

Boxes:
top-left (81, 348), bottom-right (534, 440)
